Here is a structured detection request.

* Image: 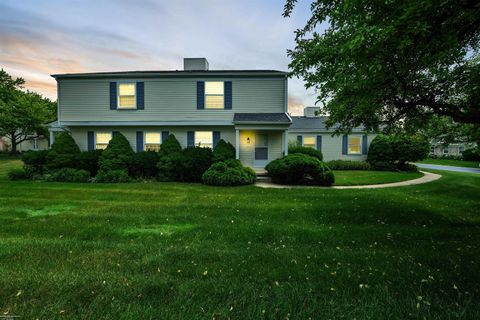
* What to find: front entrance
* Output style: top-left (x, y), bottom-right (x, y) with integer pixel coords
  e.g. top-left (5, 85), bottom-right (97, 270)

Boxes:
top-left (253, 133), bottom-right (269, 167)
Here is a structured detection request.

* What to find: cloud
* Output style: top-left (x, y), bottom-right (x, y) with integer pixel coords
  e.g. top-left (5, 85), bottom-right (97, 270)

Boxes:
top-left (288, 95), bottom-right (305, 116)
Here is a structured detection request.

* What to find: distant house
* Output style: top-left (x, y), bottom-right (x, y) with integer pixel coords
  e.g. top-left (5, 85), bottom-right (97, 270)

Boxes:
top-left (289, 107), bottom-right (377, 161)
top-left (0, 135), bottom-right (49, 152)
top-left (429, 141), bottom-right (476, 157)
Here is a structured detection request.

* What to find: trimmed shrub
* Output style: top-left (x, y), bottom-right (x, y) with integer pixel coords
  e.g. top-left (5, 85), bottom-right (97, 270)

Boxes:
top-left (48, 168), bottom-right (90, 183)
top-left (99, 133), bottom-right (135, 172)
top-left (202, 159), bottom-right (256, 186)
top-left (288, 145), bottom-right (323, 161)
top-left (50, 132), bottom-right (80, 154)
top-left (130, 151), bottom-right (159, 178)
top-left (76, 150), bottom-right (103, 176)
top-left (8, 168), bottom-right (30, 180)
top-left (327, 160), bottom-right (372, 170)
top-left (45, 132), bottom-right (81, 170)
top-left (21, 150), bottom-right (49, 174)
top-left (178, 147), bottom-right (213, 182)
top-left (462, 147), bottom-right (480, 161)
top-left (157, 134), bottom-right (183, 181)
top-left (266, 153), bottom-right (334, 186)
top-left (212, 139), bottom-right (236, 162)
top-left (95, 169), bottom-right (131, 183)
top-left (367, 134), bottom-right (429, 171)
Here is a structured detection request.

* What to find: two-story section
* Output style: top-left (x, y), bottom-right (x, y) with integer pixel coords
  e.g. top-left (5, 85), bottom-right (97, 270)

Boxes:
top-left (49, 58), bottom-right (291, 168)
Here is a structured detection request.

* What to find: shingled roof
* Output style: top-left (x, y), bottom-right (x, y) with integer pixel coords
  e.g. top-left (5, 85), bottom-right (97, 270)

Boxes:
top-left (290, 116), bottom-right (365, 132)
top-left (233, 113), bottom-right (292, 124)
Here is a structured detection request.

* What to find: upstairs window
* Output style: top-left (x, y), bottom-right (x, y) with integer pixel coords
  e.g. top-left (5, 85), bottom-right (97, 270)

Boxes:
top-left (195, 131), bottom-right (213, 148)
top-left (96, 132), bottom-right (112, 150)
top-left (205, 82), bottom-right (224, 109)
top-left (118, 83), bottom-right (136, 109)
top-left (145, 132), bottom-right (161, 152)
top-left (348, 136), bottom-right (361, 154)
top-left (303, 136), bottom-right (316, 149)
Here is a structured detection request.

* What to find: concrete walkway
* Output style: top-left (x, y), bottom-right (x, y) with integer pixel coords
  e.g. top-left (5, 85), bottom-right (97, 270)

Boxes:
top-left (414, 163), bottom-right (480, 174)
top-left (255, 171), bottom-right (442, 189)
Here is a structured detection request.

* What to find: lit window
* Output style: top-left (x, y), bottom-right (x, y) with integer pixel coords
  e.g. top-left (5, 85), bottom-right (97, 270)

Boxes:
top-left (145, 132), bottom-right (161, 152)
top-left (96, 132), bottom-right (112, 150)
top-left (195, 131), bottom-right (213, 148)
top-left (303, 136), bottom-right (316, 148)
top-left (205, 82), bottom-right (224, 109)
top-left (348, 136), bottom-right (361, 154)
top-left (118, 83), bottom-right (136, 109)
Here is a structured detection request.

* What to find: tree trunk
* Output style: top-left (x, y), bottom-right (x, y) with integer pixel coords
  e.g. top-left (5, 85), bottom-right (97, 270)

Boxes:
top-left (10, 131), bottom-right (17, 154)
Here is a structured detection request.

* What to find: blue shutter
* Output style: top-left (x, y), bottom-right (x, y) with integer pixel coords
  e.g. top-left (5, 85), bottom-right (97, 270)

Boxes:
top-left (136, 131), bottom-right (143, 152)
top-left (110, 82), bottom-right (117, 110)
top-left (161, 131), bottom-right (169, 143)
top-left (197, 82), bottom-right (205, 109)
top-left (362, 135), bottom-right (368, 155)
top-left (297, 135), bottom-right (303, 146)
top-left (112, 131), bottom-right (119, 137)
top-left (187, 131), bottom-right (195, 147)
top-left (342, 135), bottom-right (348, 155)
top-left (316, 135), bottom-right (322, 151)
top-left (213, 131), bottom-right (220, 149)
top-left (136, 82), bottom-right (144, 110)
top-left (224, 81), bottom-right (232, 109)
top-left (87, 131), bottom-right (94, 151)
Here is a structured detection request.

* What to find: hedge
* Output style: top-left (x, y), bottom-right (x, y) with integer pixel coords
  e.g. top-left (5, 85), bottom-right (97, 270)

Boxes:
top-left (288, 145), bottom-right (323, 161)
top-left (326, 160), bottom-right (372, 170)
top-left (202, 159), bottom-right (255, 186)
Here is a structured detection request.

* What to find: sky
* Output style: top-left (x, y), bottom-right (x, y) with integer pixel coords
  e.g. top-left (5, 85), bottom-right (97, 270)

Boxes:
top-left (0, 0), bottom-right (319, 115)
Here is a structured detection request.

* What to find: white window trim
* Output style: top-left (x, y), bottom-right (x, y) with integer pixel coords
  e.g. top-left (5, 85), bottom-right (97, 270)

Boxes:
top-left (347, 135), bottom-right (362, 155)
top-left (143, 131), bottom-right (162, 152)
top-left (204, 81), bottom-right (225, 109)
top-left (117, 82), bottom-right (137, 110)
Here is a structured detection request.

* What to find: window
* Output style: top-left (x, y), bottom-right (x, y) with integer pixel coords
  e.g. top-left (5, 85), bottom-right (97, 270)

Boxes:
top-left (205, 82), bottom-right (224, 109)
top-left (145, 132), bottom-right (161, 152)
top-left (430, 146), bottom-right (435, 153)
top-left (303, 136), bottom-right (316, 148)
top-left (443, 147), bottom-right (449, 154)
top-left (255, 134), bottom-right (268, 160)
top-left (459, 146), bottom-right (465, 153)
top-left (118, 83), bottom-right (136, 109)
top-left (32, 138), bottom-right (38, 150)
top-left (96, 132), bottom-right (112, 150)
top-left (195, 131), bottom-right (213, 148)
top-left (348, 136), bottom-right (361, 154)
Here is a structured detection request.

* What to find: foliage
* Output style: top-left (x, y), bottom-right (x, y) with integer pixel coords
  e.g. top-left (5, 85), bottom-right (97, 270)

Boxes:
top-left (462, 147), bottom-right (480, 162)
top-left (76, 150), bottom-right (103, 176)
top-left (212, 139), bottom-right (236, 162)
top-left (266, 153), bottom-right (334, 186)
top-left (419, 116), bottom-right (480, 145)
top-left (367, 135), bottom-right (429, 171)
top-left (47, 168), bottom-right (90, 183)
top-left (288, 145), bottom-right (323, 161)
top-left (157, 135), bottom-right (183, 181)
top-left (0, 69), bottom-right (56, 153)
top-left (326, 160), bottom-right (371, 171)
top-left (21, 150), bottom-right (49, 174)
top-left (284, 0), bottom-right (480, 133)
top-left (130, 151), bottom-right (159, 178)
top-left (99, 133), bottom-right (134, 172)
top-left (7, 168), bottom-right (30, 180)
top-left (95, 169), bottom-right (131, 183)
top-left (50, 132), bottom-right (80, 154)
top-left (202, 159), bottom-right (256, 186)
top-left (177, 147), bottom-right (213, 182)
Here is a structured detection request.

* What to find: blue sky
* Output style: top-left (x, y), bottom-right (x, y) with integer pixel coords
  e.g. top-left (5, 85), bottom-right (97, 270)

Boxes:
top-left (0, 0), bottom-right (318, 115)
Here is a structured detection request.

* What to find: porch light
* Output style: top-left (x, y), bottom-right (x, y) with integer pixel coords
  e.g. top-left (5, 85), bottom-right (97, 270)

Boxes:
top-left (247, 137), bottom-right (250, 144)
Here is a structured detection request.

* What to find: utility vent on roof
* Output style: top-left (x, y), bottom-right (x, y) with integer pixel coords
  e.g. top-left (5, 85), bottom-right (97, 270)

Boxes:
top-left (184, 58), bottom-right (209, 71)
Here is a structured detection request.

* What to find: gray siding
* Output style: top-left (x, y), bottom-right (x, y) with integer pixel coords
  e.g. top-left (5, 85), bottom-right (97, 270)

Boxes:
top-left (59, 77), bottom-right (285, 122)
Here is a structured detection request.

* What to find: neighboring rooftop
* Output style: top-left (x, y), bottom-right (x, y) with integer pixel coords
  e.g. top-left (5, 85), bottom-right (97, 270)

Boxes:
top-left (233, 113), bottom-right (291, 124)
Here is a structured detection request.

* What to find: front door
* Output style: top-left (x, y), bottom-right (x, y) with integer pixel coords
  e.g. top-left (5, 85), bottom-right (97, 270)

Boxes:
top-left (254, 133), bottom-right (269, 167)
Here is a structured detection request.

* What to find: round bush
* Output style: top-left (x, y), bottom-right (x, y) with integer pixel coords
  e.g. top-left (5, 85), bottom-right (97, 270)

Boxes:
top-left (212, 139), bottom-right (236, 162)
top-left (326, 160), bottom-right (372, 170)
top-left (266, 153), bottom-right (334, 186)
top-left (95, 169), bottom-right (131, 183)
top-left (48, 168), bottom-right (90, 183)
top-left (99, 133), bottom-right (134, 172)
top-left (130, 151), bottom-right (159, 178)
top-left (288, 145), bottom-right (323, 161)
top-left (51, 132), bottom-right (80, 154)
top-left (178, 147), bottom-right (213, 182)
top-left (157, 134), bottom-right (183, 181)
top-left (202, 159), bottom-right (256, 186)
top-left (8, 168), bottom-right (30, 181)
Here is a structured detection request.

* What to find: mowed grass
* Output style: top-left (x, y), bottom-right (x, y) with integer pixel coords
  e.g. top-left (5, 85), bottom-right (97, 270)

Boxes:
top-left (333, 170), bottom-right (423, 186)
top-left (418, 158), bottom-right (480, 168)
top-left (0, 159), bottom-right (479, 319)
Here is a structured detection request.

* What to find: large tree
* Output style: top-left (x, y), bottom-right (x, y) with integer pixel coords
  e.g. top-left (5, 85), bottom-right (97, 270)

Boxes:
top-left (0, 69), bottom-right (56, 153)
top-left (284, 0), bottom-right (480, 132)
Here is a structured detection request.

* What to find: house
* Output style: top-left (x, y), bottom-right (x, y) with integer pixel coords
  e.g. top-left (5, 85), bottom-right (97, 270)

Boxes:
top-left (49, 58), bottom-right (290, 168)
top-left (0, 135), bottom-right (49, 152)
top-left (289, 107), bottom-right (377, 161)
top-left (429, 141), bottom-right (476, 157)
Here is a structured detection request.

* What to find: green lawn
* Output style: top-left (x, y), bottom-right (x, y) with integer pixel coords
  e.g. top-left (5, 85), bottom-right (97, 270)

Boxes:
top-left (418, 158), bottom-right (480, 168)
top-left (1, 159), bottom-right (479, 319)
top-left (333, 170), bottom-right (423, 186)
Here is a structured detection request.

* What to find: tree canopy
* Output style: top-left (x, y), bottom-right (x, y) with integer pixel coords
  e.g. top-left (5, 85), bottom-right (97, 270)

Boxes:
top-left (0, 69), bottom-right (56, 152)
top-left (284, 0), bottom-right (480, 132)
